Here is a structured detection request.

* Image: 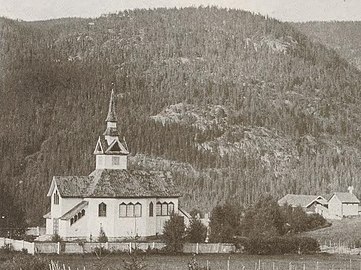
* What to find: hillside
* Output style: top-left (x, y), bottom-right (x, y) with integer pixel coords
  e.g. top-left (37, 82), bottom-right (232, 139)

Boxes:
top-left (294, 21), bottom-right (361, 70)
top-left (1, 8), bottom-right (361, 225)
top-left (302, 218), bottom-right (361, 246)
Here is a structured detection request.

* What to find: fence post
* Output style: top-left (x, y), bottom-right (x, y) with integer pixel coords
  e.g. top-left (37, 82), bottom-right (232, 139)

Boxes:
top-left (30, 242), bottom-right (35, 255)
top-left (196, 243), bottom-right (199, 254)
top-left (129, 242), bottom-right (132, 253)
top-left (152, 242), bottom-right (155, 249)
top-left (57, 242), bottom-right (61, 254)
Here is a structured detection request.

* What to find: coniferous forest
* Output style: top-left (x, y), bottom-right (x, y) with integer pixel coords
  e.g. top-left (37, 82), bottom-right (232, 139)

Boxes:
top-left (1, 7), bottom-right (361, 225)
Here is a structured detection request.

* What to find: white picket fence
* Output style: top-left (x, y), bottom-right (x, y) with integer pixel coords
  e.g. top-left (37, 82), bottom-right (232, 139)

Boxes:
top-left (0, 237), bottom-right (35, 254)
top-left (0, 237), bottom-right (235, 255)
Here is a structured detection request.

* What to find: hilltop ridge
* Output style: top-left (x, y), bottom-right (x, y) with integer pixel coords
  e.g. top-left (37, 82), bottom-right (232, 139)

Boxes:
top-left (1, 8), bottom-right (361, 224)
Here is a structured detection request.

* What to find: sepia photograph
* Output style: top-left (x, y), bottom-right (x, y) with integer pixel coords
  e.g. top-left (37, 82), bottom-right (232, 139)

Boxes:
top-left (1, 0), bottom-right (361, 269)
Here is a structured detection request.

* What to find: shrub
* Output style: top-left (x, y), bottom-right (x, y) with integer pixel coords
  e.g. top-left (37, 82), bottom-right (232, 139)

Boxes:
top-left (98, 227), bottom-right (108, 243)
top-left (186, 218), bottom-right (207, 243)
top-left (0, 243), bottom-right (14, 253)
top-left (162, 213), bottom-right (185, 253)
top-left (51, 233), bottom-right (63, 243)
top-left (243, 236), bottom-right (320, 255)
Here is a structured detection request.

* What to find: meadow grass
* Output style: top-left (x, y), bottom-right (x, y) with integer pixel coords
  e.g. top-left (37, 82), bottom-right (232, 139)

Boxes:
top-left (45, 253), bottom-right (361, 270)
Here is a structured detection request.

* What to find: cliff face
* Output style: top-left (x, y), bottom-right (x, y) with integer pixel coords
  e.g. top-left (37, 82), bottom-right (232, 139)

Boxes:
top-left (1, 8), bottom-right (361, 224)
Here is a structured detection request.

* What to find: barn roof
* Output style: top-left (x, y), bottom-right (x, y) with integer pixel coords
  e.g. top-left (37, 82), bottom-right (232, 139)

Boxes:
top-left (332, 192), bottom-right (360, 203)
top-left (48, 169), bottom-right (180, 198)
top-left (278, 194), bottom-right (326, 208)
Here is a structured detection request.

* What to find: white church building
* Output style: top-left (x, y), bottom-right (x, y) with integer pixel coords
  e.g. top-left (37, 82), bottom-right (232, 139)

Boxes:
top-left (43, 90), bottom-right (181, 241)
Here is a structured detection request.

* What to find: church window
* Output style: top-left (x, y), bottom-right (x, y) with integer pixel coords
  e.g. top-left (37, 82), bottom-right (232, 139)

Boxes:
top-left (119, 203), bottom-right (127, 217)
top-left (98, 203), bottom-right (107, 217)
top-left (156, 202), bottom-right (162, 216)
top-left (54, 191), bottom-right (59, 205)
top-left (161, 202), bottom-right (168, 216)
top-left (81, 209), bottom-right (85, 216)
top-left (112, 156), bottom-right (120, 165)
top-left (74, 215), bottom-right (78, 222)
top-left (168, 202), bottom-right (174, 215)
top-left (135, 203), bottom-right (142, 217)
top-left (127, 203), bottom-right (134, 217)
top-left (149, 202), bottom-right (154, 217)
top-left (78, 212), bottom-right (82, 219)
top-left (70, 218), bottom-right (74, 225)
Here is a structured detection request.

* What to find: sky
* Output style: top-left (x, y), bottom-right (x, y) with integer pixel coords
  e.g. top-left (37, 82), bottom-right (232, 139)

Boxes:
top-left (0, 0), bottom-right (361, 22)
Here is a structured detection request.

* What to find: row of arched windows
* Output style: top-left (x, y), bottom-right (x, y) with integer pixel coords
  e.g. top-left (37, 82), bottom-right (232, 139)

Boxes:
top-left (119, 203), bottom-right (142, 217)
top-left (97, 201), bottom-right (175, 218)
top-left (70, 209), bottom-right (85, 225)
top-left (156, 202), bottom-right (174, 216)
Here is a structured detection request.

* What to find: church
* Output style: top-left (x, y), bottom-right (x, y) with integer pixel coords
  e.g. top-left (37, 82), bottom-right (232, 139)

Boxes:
top-left (43, 90), bottom-right (181, 241)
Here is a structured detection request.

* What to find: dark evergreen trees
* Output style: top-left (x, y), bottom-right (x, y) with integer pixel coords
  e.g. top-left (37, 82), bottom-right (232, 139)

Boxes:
top-left (162, 214), bottom-right (185, 253)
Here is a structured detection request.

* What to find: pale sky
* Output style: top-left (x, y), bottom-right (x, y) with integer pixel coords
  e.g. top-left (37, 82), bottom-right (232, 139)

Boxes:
top-left (0, 0), bottom-right (361, 22)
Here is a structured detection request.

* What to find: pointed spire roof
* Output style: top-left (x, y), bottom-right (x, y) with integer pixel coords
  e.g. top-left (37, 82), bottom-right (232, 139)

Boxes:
top-left (105, 89), bottom-right (118, 122)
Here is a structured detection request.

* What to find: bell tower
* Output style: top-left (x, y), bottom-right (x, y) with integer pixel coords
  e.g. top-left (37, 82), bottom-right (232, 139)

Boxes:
top-left (93, 89), bottom-right (129, 170)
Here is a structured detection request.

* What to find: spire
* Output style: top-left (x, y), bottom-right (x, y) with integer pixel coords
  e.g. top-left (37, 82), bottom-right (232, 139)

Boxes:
top-left (105, 89), bottom-right (117, 122)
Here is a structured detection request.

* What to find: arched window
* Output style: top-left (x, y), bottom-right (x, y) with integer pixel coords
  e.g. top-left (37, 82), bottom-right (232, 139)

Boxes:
top-left (70, 218), bottom-right (74, 225)
top-left (135, 203), bottom-right (142, 217)
top-left (81, 209), bottom-right (85, 216)
top-left (156, 202), bottom-right (162, 216)
top-left (149, 202), bottom-right (154, 217)
top-left (54, 191), bottom-right (59, 205)
top-left (161, 202), bottom-right (168, 216)
top-left (74, 215), bottom-right (78, 222)
top-left (168, 202), bottom-right (174, 215)
top-left (98, 202), bottom-right (107, 217)
top-left (119, 203), bottom-right (127, 217)
top-left (126, 203), bottom-right (134, 217)
top-left (78, 212), bottom-right (82, 219)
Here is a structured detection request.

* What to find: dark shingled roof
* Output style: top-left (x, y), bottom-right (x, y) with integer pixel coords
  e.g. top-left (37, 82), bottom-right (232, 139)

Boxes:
top-left (50, 169), bottom-right (180, 198)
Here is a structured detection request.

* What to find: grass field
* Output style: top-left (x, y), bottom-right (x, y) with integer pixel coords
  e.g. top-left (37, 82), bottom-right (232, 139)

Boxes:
top-left (43, 253), bottom-right (361, 270)
top-left (302, 217), bottom-right (361, 246)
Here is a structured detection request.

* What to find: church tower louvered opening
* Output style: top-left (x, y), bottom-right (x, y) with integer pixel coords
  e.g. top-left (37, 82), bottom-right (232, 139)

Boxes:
top-left (93, 89), bottom-right (129, 170)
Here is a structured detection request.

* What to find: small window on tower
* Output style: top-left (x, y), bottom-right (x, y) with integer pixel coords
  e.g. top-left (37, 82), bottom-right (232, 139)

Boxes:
top-left (112, 156), bottom-right (120, 165)
top-left (54, 191), bottom-right (59, 205)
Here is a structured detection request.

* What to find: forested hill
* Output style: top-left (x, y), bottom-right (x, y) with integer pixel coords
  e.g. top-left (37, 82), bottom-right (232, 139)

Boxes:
top-left (293, 21), bottom-right (361, 70)
top-left (2, 7), bottom-right (361, 225)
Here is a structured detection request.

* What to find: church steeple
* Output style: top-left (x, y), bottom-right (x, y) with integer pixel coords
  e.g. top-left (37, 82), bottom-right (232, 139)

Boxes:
top-left (103, 89), bottom-right (119, 144)
top-left (94, 89), bottom-right (129, 170)
top-left (105, 89), bottom-right (118, 123)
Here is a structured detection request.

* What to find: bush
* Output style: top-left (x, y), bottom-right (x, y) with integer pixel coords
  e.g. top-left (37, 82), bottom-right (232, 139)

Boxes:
top-left (162, 214), bottom-right (186, 253)
top-left (186, 219), bottom-right (207, 243)
top-left (98, 227), bottom-right (108, 243)
top-left (243, 236), bottom-right (320, 255)
top-left (51, 233), bottom-right (63, 243)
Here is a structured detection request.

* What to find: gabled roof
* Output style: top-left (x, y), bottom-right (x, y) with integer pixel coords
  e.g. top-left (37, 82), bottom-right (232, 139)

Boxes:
top-left (43, 212), bottom-right (51, 219)
top-left (105, 138), bottom-right (129, 155)
top-left (179, 208), bottom-right (192, 219)
top-left (60, 201), bottom-right (89, 220)
top-left (331, 192), bottom-right (360, 203)
top-left (278, 194), bottom-right (326, 208)
top-left (93, 137), bottom-right (104, 154)
top-left (47, 169), bottom-right (180, 199)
